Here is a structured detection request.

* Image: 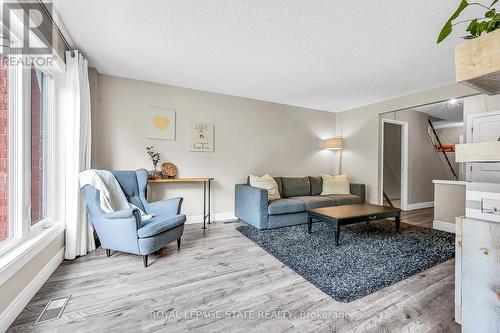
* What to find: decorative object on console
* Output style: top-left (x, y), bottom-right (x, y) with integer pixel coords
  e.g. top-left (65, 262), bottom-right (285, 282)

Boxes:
top-left (320, 174), bottom-right (350, 195)
top-left (146, 106), bottom-right (176, 140)
top-left (248, 174), bottom-right (281, 201)
top-left (162, 162), bottom-right (177, 178)
top-left (189, 121), bottom-right (214, 152)
top-left (146, 146), bottom-right (162, 179)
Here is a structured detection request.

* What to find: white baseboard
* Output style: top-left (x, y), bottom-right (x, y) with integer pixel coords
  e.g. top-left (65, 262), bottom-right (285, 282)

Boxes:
top-left (185, 211), bottom-right (237, 224)
top-left (404, 201), bottom-right (434, 211)
top-left (0, 248), bottom-right (64, 332)
top-left (433, 220), bottom-right (456, 233)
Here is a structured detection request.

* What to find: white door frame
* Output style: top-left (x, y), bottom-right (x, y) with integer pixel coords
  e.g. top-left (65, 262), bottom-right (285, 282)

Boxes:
top-left (379, 118), bottom-right (409, 211)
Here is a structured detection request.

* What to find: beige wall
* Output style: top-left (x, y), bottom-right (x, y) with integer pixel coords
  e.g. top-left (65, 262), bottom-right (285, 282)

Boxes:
top-left (385, 109), bottom-right (452, 204)
top-left (93, 74), bottom-right (338, 218)
top-left (434, 183), bottom-right (466, 224)
top-left (335, 83), bottom-right (477, 204)
top-left (0, 233), bottom-right (64, 313)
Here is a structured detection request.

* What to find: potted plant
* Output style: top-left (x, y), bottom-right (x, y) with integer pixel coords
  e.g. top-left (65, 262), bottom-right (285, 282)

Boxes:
top-left (146, 146), bottom-right (162, 179)
top-left (437, 0), bottom-right (500, 94)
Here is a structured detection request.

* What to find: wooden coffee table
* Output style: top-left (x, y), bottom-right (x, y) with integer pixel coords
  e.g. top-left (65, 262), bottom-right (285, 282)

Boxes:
top-left (307, 204), bottom-right (401, 245)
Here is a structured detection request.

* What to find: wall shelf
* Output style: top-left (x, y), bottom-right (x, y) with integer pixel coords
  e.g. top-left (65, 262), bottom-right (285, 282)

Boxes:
top-left (455, 141), bottom-right (500, 163)
top-left (455, 29), bottom-right (500, 95)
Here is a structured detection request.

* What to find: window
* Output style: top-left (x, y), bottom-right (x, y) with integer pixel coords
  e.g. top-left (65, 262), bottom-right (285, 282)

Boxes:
top-left (0, 6), bottom-right (61, 259)
top-left (30, 67), bottom-right (47, 225)
top-left (0, 53), bottom-right (9, 243)
top-left (0, 55), bottom-right (54, 253)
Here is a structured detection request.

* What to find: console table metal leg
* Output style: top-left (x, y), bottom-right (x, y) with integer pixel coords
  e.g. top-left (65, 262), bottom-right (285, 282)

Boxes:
top-left (202, 181), bottom-right (207, 230)
top-left (208, 180), bottom-right (211, 224)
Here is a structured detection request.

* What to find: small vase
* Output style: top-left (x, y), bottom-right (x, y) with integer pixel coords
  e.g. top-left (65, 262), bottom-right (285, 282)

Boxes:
top-left (148, 170), bottom-right (162, 179)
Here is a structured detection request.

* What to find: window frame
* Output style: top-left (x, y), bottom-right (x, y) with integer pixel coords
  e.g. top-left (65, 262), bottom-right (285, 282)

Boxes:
top-left (0, 56), bottom-right (57, 256)
top-left (28, 66), bottom-right (54, 229)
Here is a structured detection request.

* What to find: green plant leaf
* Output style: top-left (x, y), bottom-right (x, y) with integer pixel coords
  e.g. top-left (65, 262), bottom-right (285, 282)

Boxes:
top-left (466, 18), bottom-right (478, 31)
top-left (450, 0), bottom-right (470, 20)
top-left (486, 10), bottom-right (495, 18)
top-left (479, 20), bottom-right (489, 35)
top-left (470, 22), bottom-right (478, 35)
top-left (491, 0), bottom-right (498, 7)
top-left (437, 22), bottom-right (453, 43)
top-left (437, 0), bottom-right (470, 43)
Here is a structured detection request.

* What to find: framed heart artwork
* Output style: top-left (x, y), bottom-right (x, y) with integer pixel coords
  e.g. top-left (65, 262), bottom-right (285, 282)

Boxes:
top-left (146, 106), bottom-right (176, 140)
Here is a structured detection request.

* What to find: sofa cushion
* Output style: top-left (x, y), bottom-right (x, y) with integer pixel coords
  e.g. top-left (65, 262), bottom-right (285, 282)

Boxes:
top-left (274, 177), bottom-right (283, 198)
top-left (323, 194), bottom-right (362, 206)
top-left (309, 176), bottom-right (323, 196)
top-left (293, 196), bottom-right (337, 209)
top-left (281, 177), bottom-right (311, 198)
top-left (321, 174), bottom-right (351, 195)
top-left (249, 174), bottom-right (281, 201)
top-left (268, 198), bottom-right (306, 215)
top-left (138, 214), bottom-right (186, 238)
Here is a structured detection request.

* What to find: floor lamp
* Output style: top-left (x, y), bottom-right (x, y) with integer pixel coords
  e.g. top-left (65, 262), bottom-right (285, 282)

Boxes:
top-left (324, 137), bottom-right (343, 174)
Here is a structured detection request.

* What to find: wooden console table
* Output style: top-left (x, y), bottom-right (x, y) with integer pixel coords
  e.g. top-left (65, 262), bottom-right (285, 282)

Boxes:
top-left (148, 178), bottom-right (214, 229)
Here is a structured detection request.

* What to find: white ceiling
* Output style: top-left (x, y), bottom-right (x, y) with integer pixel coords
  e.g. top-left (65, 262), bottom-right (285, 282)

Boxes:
top-left (52, 0), bottom-right (481, 112)
top-left (413, 99), bottom-right (464, 122)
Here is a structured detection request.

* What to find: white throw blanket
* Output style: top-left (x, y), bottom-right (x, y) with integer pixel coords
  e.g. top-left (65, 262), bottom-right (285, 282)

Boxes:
top-left (79, 170), bottom-right (153, 221)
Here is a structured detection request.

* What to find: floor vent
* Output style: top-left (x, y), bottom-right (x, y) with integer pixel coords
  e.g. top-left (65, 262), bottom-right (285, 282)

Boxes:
top-left (34, 296), bottom-right (70, 326)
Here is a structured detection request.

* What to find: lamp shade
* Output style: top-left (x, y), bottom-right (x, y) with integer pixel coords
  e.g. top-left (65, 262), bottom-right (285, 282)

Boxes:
top-left (324, 137), bottom-right (343, 150)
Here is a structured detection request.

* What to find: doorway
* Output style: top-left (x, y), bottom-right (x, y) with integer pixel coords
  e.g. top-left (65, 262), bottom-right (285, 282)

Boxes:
top-left (380, 119), bottom-right (408, 210)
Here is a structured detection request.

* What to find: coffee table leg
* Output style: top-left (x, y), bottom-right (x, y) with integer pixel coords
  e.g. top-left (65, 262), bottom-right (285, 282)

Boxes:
top-left (308, 216), bottom-right (312, 234)
top-left (334, 228), bottom-right (340, 246)
top-left (395, 215), bottom-right (401, 232)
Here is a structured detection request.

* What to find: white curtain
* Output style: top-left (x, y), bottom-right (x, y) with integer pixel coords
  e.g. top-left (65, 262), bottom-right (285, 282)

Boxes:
top-left (64, 50), bottom-right (95, 259)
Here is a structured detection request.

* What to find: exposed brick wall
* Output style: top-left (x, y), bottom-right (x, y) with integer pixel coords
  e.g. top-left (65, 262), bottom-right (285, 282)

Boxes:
top-left (31, 68), bottom-right (44, 224)
top-left (0, 57), bottom-right (7, 241)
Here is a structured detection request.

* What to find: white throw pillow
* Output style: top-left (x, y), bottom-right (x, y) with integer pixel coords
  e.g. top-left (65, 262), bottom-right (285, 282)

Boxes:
top-left (249, 174), bottom-right (281, 201)
top-left (320, 174), bottom-right (351, 195)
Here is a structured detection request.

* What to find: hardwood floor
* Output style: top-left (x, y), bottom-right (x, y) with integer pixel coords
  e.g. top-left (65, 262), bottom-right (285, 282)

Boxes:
top-left (8, 208), bottom-right (459, 333)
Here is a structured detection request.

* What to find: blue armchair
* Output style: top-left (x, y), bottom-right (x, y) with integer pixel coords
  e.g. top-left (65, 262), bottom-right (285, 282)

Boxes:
top-left (81, 169), bottom-right (186, 267)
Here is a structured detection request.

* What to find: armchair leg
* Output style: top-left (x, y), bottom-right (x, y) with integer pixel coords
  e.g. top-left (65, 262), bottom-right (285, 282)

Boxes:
top-left (105, 249), bottom-right (111, 257)
top-left (177, 238), bottom-right (181, 250)
top-left (143, 255), bottom-right (148, 268)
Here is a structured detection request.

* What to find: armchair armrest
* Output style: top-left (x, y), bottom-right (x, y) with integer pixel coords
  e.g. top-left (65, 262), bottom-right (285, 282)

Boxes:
top-left (93, 210), bottom-right (141, 254)
top-left (350, 183), bottom-right (366, 203)
top-left (235, 184), bottom-right (269, 229)
top-left (144, 197), bottom-right (183, 218)
top-left (104, 208), bottom-right (137, 219)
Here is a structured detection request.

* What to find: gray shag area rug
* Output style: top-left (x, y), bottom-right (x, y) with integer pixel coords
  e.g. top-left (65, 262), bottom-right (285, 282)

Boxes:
top-left (237, 220), bottom-right (455, 303)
